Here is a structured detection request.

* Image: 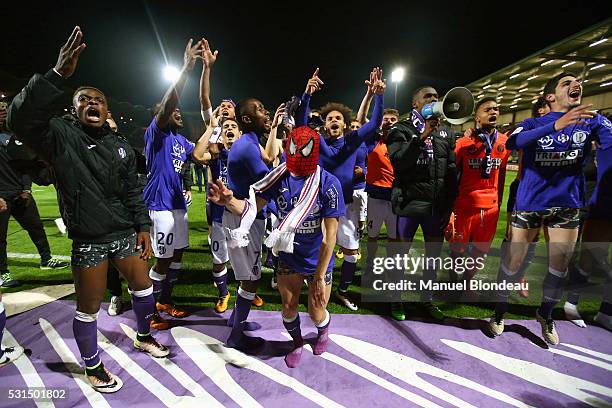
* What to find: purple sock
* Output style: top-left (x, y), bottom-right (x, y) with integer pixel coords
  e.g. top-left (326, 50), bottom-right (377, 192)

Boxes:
top-left (283, 314), bottom-right (303, 367)
top-left (73, 311), bottom-right (101, 368)
top-left (227, 288), bottom-right (255, 345)
top-left (131, 286), bottom-right (155, 335)
top-left (227, 288), bottom-right (262, 331)
top-left (283, 314), bottom-right (303, 346)
top-left (313, 312), bottom-right (330, 355)
top-left (159, 265), bottom-right (180, 305)
top-left (150, 267), bottom-right (165, 301)
top-left (541, 268), bottom-right (565, 319)
top-left (0, 303), bottom-right (5, 359)
top-left (339, 258), bottom-right (357, 292)
top-left (213, 268), bottom-right (229, 297)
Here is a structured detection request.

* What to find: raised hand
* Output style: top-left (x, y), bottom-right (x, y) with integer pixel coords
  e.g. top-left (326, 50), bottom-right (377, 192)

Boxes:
top-left (208, 180), bottom-right (233, 205)
top-left (271, 103), bottom-right (287, 129)
top-left (201, 38), bottom-right (218, 68)
top-left (554, 104), bottom-right (595, 131)
top-left (364, 67), bottom-right (379, 95)
top-left (305, 68), bottom-right (324, 95)
top-left (55, 26), bottom-right (87, 78)
top-left (184, 38), bottom-right (204, 71)
top-left (366, 67), bottom-right (386, 95)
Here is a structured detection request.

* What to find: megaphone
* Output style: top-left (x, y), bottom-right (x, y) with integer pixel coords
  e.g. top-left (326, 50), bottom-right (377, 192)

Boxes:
top-left (421, 87), bottom-right (475, 125)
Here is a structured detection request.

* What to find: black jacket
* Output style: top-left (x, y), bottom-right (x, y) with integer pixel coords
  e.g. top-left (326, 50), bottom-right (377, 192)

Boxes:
top-left (0, 132), bottom-right (32, 198)
top-left (7, 69), bottom-right (150, 243)
top-left (386, 120), bottom-right (457, 217)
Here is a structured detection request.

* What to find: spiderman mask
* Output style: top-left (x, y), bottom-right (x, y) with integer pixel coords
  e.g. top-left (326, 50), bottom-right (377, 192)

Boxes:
top-left (286, 126), bottom-right (320, 176)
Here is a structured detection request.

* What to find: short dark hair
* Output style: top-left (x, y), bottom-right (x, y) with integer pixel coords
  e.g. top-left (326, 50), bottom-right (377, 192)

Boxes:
top-left (475, 96), bottom-right (497, 113)
top-left (72, 86), bottom-right (106, 102)
top-left (531, 96), bottom-right (548, 118)
top-left (383, 108), bottom-right (400, 118)
top-left (234, 98), bottom-right (258, 126)
top-left (320, 102), bottom-right (352, 126)
top-left (412, 86), bottom-right (435, 102)
top-left (220, 116), bottom-right (241, 131)
top-left (542, 71), bottom-right (578, 99)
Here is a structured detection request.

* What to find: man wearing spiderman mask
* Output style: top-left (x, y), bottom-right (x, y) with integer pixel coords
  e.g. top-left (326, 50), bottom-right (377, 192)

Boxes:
top-left (209, 126), bottom-right (344, 368)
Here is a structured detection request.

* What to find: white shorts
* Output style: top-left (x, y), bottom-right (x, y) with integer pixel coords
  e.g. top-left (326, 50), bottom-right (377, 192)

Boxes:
top-left (367, 197), bottom-right (398, 239)
top-left (337, 200), bottom-right (361, 250)
top-left (353, 188), bottom-right (368, 222)
top-left (149, 209), bottom-right (189, 258)
top-left (210, 221), bottom-right (229, 264)
top-left (222, 211), bottom-right (265, 281)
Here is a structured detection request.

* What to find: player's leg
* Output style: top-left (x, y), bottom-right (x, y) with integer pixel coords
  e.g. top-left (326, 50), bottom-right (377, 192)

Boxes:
top-left (210, 221), bottom-right (231, 312)
top-left (277, 268), bottom-right (305, 367)
top-left (307, 268), bottom-right (333, 356)
top-left (71, 242), bottom-right (122, 392)
top-left (536, 209), bottom-right (580, 345)
top-left (448, 207), bottom-right (474, 283)
top-left (224, 214), bottom-right (264, 350)
top-left (106, 263), bottom-right (123, 316)
top-left (365, 197), bottom-right (385, 276)
top-left (489, 210), bottom-right (541, 336)
top-left (336, 201), bottom-right (361, 311)
top-left (468, 207), bottom-right (500, 281)
top-left (0, 289), bottom-right (24, 367)
top-left (0, 202), bottom-right (16, 288)
top-left (157, 209), bottom-right (189, 317)
top-left (149, 210), bottom-right (175, 300)
top-left (112, 237), bottom-right (169, 358)
top-left (421, 214), bottom-right (447, 320)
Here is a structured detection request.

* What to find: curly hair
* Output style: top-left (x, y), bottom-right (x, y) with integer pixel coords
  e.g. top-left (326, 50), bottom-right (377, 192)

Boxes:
top-left (319, 102), bottom-right (353, 128)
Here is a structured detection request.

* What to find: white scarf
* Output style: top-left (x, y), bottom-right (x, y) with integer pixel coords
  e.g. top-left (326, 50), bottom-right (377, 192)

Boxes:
top-left (226, 163), bottom-right (322, 256)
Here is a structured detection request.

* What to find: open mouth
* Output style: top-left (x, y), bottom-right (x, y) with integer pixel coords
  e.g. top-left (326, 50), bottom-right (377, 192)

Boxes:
top-left (330, 123), bottom-right (340, 131)
top-left (569, 88), bottom-right (581, 99)
top-left (489, 115), bottom-right (497, 123)
top-left (226, 132), bottom-right (235, 140)
top-left (86, 107), bottom-right (101, 122)
top-left (221, 109), bottom-right (230, 117)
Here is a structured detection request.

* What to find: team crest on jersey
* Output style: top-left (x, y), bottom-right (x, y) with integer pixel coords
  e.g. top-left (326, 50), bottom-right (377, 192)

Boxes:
top-left (537, 135), bottom-right (554, 149)
top-left (572, 131), bottom-right (587, 146)
top-left (439, 130), bottom-right (447, 138)
top-left (326, 185), bottom-right (338, 209)
top-left (603, 117), bottom-right (612, 130)
top-left (557, 134), bottom-right (570, 144)
top-left (118, 147), bottom-right (126, 159)
top-left (468, 145), bottom-right (478, 154)
top-left (496, 145), bottom-right (505, 153)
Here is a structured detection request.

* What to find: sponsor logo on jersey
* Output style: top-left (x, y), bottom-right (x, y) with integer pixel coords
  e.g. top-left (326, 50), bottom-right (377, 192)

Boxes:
top-left (557, 134), bottom-right (570, 144)
top-left (572, 130), bottom-right (588, 146)
top-left (468, 157), bottom-right (502, 169)
top-left (537, 135), bottom-right (555, 149)
top-left (535, 149), bottom-right (583, 166)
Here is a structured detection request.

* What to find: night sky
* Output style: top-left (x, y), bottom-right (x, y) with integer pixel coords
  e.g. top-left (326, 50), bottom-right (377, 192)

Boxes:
top-left (0, 1), bottom-right (608, 115)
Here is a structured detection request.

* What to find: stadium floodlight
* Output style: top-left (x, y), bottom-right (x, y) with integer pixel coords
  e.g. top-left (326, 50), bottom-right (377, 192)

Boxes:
top-left (391, 67), bottom-right (405, 108)
top-left (391, 67), bottom-right (405, 83)
top-left (163, 65), bottom-right (180, 83)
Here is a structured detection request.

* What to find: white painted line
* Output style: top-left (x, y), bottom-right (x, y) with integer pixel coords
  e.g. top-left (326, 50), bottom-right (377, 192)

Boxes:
top-left (40, 319), bottom-right (111, 408)
top-left (4, 284), bottom-right (75, 317)
top-left (3, 329), bottom-right (55, 408)
top-left (7, 253), bottom-right (70, 261)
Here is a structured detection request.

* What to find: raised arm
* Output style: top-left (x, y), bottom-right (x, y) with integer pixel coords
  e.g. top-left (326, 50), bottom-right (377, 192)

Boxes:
top-left (199, 38), bottom-right (218, 129)
top-left (192, 125), bottom-right (216, 164)
top-left (356, 68), bottom-right (378, 124)
top-left (296, 68), bottom-right (324, 127)
top-left (507, 104), bottom-right (594, 150)
top-left (8, 26), bottom-right (87, 157)
top-left (262, 103), bottom-right (286, 165)
top-left (156, 39), bottom-right (203, 128)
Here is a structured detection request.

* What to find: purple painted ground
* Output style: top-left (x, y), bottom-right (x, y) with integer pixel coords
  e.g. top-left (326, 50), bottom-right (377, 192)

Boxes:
top-left (1, 300), bottom-right (611, 408)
